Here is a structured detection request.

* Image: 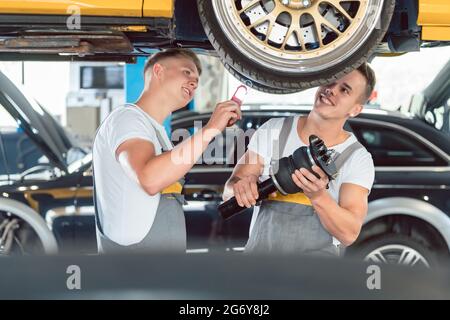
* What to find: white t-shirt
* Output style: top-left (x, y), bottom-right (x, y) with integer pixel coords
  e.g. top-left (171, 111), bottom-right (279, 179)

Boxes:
top-left (93, 104), bottom-right (172, 246)
top-left (247, 116), bottom-right (375, 240)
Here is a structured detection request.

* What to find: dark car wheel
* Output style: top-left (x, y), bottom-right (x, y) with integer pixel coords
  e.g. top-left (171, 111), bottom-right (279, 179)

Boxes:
top-left (0, 212), bottom-right (43, 255)
top-left (349, 234), bottom-right (440, 268)
top-left (0, 199), bottom-right (58, 256)
top-left (198, 0), bottom-right (395, 93)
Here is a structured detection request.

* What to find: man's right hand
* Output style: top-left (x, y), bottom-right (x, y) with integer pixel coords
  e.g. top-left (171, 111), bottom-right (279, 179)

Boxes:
top-left (231, 175), bottom-right (259, 208)
top-left (205, 100), bottom-right (241, 135)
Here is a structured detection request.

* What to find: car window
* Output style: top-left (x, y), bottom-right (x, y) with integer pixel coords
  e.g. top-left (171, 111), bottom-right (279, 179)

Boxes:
top-left (240, 116), bottom-right (272, 130)
top-left (351, 122), bottom-right (447, 167)
top-left (0, 102), bottom-right (48, 180)
top-left (424, 95), bottom-right (450, 136)
top-left (171, 114), bottom-right (295, 166)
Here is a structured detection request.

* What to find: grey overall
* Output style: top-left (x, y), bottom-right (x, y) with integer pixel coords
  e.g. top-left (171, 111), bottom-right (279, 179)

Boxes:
top-left (94, 123), bottom-right (186, 254)
top-left (245, 116), bottom-right (364, 256)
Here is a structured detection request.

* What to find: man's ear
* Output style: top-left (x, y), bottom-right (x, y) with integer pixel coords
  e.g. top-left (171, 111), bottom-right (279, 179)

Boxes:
top-left (349, 103), bottom-right (363, 118)
top-left (152, 63), bottom-right (164, 79)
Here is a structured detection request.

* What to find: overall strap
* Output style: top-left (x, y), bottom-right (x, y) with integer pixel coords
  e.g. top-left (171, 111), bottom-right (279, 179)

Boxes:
top-left (333, 141), bottom-right (365, 170)
top-left (272, 116), bottom-right (295, 160)
top-left (153, 126), bottom-right (172, 152)
top-left (92, 164), bottom-right (104, 235)
top-left (125, 103), bottom-right (173, 152)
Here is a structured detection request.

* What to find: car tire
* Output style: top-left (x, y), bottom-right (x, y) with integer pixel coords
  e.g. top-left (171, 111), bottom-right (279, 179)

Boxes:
top-left (198, 0), bottom-right (395, 93)
top-left (0, 198), bottom-right (58, 255)
top-left (225, 62), bottom-right (301, 94)
top-left (349, 234), bottom-right (440, 268)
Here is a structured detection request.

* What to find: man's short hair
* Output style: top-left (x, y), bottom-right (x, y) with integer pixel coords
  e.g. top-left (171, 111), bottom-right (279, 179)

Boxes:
top-left (356, 62), bottom-right (376, 104)
top-left (143, 48), bottom-right (202, 77)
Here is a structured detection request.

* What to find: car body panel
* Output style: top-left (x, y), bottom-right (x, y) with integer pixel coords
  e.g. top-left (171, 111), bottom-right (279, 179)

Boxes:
top-left (0, 0), bottom-right (144, 17)
top-left (142, 0), bottom-right (174, 18)
top-left (366, 197), bottom-right (450, 251)
top-left (418, 0), bottom-right (450, 40)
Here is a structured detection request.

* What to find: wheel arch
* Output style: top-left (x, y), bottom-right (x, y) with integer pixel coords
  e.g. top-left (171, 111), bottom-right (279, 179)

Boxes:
top-left (363, 197), bottom-right (450, 253)
top-left (0, 197), bottom-right (58, 254)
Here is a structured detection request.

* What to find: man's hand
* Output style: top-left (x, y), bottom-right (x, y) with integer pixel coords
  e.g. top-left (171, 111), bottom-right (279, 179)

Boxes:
top-left (204, 100), bottom-right (242, 136)
top-left (292, 165), bottom-right (329, 200)
top-left (231, 175), bottom-right (259, 208)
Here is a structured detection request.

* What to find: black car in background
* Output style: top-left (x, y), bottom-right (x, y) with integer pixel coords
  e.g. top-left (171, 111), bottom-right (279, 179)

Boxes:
top-left (0, 70), bottom-right (94, 255)
top-left (1, 60), bottom-right (449, 268)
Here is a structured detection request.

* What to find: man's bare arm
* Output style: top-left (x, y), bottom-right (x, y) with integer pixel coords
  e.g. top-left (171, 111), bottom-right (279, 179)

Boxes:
top-left (310, 183), bottom-right (368, 246)
top-left (116, 128), bottom-right (213, 195)
top-left (116, 101), bottom-right (241, 196)
top-left (223, 150), bottom-right (264, 208)
top-left (291, 167), bottom-right (368, 246)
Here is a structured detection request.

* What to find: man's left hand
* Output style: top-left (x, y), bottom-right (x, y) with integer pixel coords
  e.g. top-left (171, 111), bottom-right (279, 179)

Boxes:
top-left (292, 165), bottom-right (329, 200)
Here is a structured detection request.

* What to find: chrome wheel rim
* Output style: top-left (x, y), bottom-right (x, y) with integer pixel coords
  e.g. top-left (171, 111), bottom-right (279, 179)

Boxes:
top-left (364, 244), bottom-right (430, 268)
top-left (212, 0), bottom-right (383, 73)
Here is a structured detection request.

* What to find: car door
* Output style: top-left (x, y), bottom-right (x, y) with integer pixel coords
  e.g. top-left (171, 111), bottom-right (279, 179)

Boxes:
top-left (0, 1), bottom-right (143, 17)
top-left (349, 118), bottom-right (450, 214)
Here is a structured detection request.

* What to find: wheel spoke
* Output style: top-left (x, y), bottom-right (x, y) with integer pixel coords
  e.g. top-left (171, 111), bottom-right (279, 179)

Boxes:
top-left (398, 248), bottom-right (418, 266)
top-left (365, 244), bottom-right (431, 268)
top-left (315, 13), bottom-right (342, 35)
top-left (264, 20), bottom-right (276, 43)
top-left (282, 25), bottom-right (306, 51)
top-left (366, 250), bottom-right (387, 264)
top-left (238, 0), bottom-right (262, 14)
top-left (323, 0), bottom-right (355, 22)
top-left (296, 30), bottom-right (307, 51)
top-left (313, 20), bottom-right (324, 46)
top-left (248, 15), bottom-right (270, 29)
top-left (281, 27), bottom-right (293, 49)
top-left (373, 252), bottom-right (387, 264)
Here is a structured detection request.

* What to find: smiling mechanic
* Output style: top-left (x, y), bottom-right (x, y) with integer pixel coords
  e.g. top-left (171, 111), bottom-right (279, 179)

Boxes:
top-left (223, 64), bottom-right (376, 256)
top-left (93, 49), bottom-right (241, 253)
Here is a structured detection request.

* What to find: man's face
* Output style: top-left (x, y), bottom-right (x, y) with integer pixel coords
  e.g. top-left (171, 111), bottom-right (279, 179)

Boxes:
top-left (312, 70), bottom-right (367, 120)
top-left (155, 56), bottom-right (200, 109)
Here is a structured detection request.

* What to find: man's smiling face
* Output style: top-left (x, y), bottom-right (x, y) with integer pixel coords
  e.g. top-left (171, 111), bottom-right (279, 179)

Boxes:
top-left (157, 56), bottom-right (200, 110)
top-left (313, 69), bottom-right (368, 121)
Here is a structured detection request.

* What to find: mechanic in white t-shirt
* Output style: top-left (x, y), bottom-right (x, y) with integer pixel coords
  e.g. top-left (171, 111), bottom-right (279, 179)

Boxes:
top-left (223, 64), bottom-right (376, 256)
top-left (93, 49), bottom-right (242, 253)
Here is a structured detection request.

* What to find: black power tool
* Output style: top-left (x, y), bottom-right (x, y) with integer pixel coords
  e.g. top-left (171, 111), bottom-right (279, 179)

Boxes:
top-left (218, 135), bottom-right (338, 220)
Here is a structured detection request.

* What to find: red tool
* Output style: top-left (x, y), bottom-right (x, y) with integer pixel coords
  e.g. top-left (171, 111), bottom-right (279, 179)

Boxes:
top-left (228, 85), bottom-right (247, 127)
top-left (231, 85), bottom-right (248, 106)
